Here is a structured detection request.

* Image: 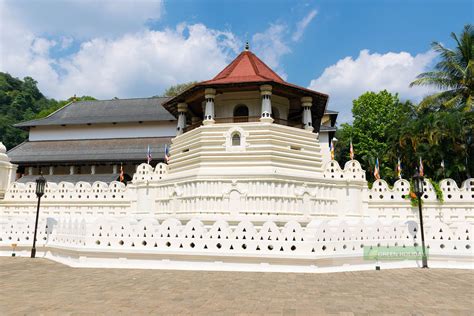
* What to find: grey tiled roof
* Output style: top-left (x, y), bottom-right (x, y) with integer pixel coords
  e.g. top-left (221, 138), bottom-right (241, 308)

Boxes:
top-left (16, 174), bottom-right (121, 184)
top-left (319, 125), bottom-right (337, 132)
top-left (7, 137), bottom-right (171, 164)
top-left (15, 97), bottom-right (174, 128)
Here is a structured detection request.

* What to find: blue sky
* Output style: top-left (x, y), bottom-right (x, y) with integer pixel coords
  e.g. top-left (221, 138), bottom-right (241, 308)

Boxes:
top-left (0, 0), bottom-right (471, 121)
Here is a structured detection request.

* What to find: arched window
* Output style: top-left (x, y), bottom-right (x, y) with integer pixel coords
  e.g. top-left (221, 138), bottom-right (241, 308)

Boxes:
top-left (232, 132), bottom-right (241, 146)
top-left (233, 104), bottom-right (249, 122)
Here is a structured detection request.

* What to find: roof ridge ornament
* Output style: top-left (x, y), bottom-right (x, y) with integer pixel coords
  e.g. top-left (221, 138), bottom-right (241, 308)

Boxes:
top-left (245, 41), bottom-right (249, 51)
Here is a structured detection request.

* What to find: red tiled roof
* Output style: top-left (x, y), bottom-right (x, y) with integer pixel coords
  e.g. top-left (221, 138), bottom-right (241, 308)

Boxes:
top-left (202, 50), bottom-right (285, 85)
top-left (161, 49), bottom-right (329, 120)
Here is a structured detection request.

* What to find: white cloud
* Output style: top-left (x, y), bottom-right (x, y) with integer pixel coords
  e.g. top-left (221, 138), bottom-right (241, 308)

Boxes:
top-left (3, 0), bottom-right (163, 38)
top-left (52, 24), bottom-right (240, 98)
top-left (0, 21), bottom-right (240, 99)
top-left (0, 2), bottom-right (60, 91)
top-left (292, 10), bottom-right (317, 42)
top-left (0, 0), bottom-right (240, 99)
top-left (252, 24), bottom-right (291, 79)
top-left (0, 1), bottom-right (323, 100)
top-left (31, 38), bottom-right (57, 56)
top-left (308, 49), bottom-right (438, 122)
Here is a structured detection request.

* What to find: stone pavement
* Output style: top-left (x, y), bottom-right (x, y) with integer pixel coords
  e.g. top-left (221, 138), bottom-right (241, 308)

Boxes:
top-left (0, 257), bottom-right (473, 315)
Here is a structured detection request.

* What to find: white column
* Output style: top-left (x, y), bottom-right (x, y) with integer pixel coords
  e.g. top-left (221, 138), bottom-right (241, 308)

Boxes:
top-left (49, 166), bottom-right (54, 175)
top-left (113, 164), bottom-right (118, 174)
top-left (301, 96), bottom-right (313, 131)
top-left (28, 166), bottom-right (33, 176)
top-left (260, 85), bottom-right (273, 123)
top-left (176, 102), bottom-right (188, 135)
top-left (91, 165), bottom-right (96, 175)
top-left (203, 88), bottom-right (216, 125)
top-left (69, 166), bottom-right (75, 175)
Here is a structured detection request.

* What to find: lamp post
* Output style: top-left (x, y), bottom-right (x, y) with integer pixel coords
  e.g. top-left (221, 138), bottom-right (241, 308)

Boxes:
top-left (412, 171), bottom-right (428, 268)
top-left (31, 174), bottom-right (46, 258)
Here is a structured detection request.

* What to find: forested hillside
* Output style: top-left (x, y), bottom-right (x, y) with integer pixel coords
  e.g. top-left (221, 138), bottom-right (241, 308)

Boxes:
top-left (0, 72), bottom-right (94, 150)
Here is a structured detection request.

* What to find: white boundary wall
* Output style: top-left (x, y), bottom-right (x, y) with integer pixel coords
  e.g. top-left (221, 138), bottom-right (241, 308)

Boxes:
top-left (1, 160), bottom-right (472, 223)
top-left (1, 216), bottom-right (472, 272)
top-left (0, 156), bottom-right (473, 272)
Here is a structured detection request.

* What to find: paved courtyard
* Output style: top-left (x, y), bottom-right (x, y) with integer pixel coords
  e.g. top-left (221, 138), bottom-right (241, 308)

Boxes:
top-left (0, 257), bottom-right (473, 315)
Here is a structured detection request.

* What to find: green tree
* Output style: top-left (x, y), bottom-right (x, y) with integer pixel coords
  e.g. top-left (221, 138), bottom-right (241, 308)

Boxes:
top-left (397, 110), bottom-right (473, 183)
top-left (0, 72), bottom-right (96, 150)
top-left (163, 81), bottom-right (197, 97)
top-left (335, 90), bottom-right (415, 182)
top-left (410, 24), bottom-right (473, 111)
top-left (0, 73), bottom-right (49, 149)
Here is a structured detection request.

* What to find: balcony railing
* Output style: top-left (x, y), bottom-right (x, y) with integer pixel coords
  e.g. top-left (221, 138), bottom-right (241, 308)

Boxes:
top-left (183, 116), bottom-right (303, 133)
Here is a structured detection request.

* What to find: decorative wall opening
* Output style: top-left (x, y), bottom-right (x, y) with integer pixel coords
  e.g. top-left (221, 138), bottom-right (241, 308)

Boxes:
top-left (232, 133), bottom-right (241, 146)
top-left (224, 127), bottom-right (248, 152)
top-left (233, 104), bottom-right (249, 123)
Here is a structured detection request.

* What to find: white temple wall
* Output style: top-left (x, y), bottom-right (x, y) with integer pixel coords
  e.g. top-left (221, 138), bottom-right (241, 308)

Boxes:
top-left (1, 216), bottom-right (472, 271)
top-left (168, 123), bottom-right (324, 177)
top-left (1, 158), bottom-right (473, 270)
top-left (1, 161), bottom-right (472, 225)
top-left (29, 121), bottom-right (176, 141)
top-left (1, 181), bottom-right (130, 219)
top-left (319, 132), bottom-right (331, 165)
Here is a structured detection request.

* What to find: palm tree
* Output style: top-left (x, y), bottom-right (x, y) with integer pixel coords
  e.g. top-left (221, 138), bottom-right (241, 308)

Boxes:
top-left (410, 24), bottom-right (473, 111)
top-left (397, 110), bottom-right (473, 183)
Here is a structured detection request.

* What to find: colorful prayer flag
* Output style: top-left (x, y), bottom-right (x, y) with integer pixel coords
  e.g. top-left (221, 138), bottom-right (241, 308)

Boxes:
top-left (374, 158), bottom-right (380, 180)
top-left (349, 140), bottom-right (354, 160)
top-left (147, 145), bottom-right (152, 164)
top-left (419, 157), bottom-right (424, 177)
top-left (164, 144), bottom-right (170, 163)
top-left (396, 158), bottom-right (402, 179)
top-left (119, 164), bottom-right (124, 182)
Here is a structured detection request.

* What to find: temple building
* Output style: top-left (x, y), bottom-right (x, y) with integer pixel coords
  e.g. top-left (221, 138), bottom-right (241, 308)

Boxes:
top-left (8, 98), bottom-right (175, 183)
top-left (7, 46), bottom-right (337, 183)
top-left (163, 46), bottom-right (329, 134)
top-left (1, 45), bottom-right (470, 273)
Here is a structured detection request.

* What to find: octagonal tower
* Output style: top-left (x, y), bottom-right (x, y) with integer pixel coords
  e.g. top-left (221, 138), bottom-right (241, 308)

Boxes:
top-left (162, 46), bottom-right (329, 180)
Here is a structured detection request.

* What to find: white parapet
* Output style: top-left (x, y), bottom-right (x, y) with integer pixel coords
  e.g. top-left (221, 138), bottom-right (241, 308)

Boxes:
top-left (2, 159), bottom-right (472, 224)
top-left (1, 216), bottom-right (472, 272)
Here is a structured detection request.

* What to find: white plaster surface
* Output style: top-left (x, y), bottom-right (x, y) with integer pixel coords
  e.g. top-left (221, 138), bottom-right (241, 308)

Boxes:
top-left (0, 123), bottom-right (473, 272)
top-left (29, 122), bottom-right (176, 141)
